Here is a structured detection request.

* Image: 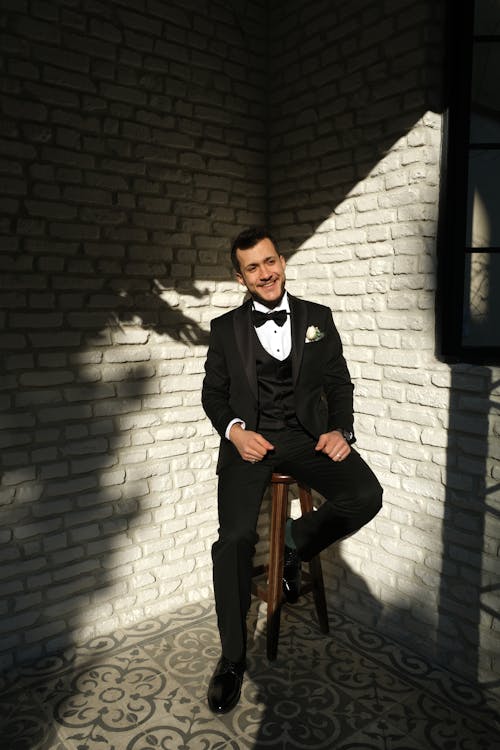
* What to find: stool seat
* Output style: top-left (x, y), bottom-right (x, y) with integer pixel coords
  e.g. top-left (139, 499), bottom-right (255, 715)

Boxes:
top-left (251, 472), bottom-right (329, 660)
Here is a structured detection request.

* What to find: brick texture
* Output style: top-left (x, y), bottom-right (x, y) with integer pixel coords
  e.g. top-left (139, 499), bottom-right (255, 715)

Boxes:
top-left (1, 0), bottom-right (499, 690)
top-left (0, 0), bottom-right (266, 669)
top-left (268, 0), bottom-right (500, 688)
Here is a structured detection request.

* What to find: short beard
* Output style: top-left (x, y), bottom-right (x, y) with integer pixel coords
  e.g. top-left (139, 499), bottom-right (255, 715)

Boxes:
top-left (250, 283), bottom-right (286, 309)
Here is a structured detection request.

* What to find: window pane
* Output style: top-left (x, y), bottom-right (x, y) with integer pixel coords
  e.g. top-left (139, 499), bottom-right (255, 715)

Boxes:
top-left (470, 43), bottom-right (500, 142)
top-left (463, 252), bottom-right (500, 346)
top-left (466, 149), bottom-right (500, 246)
top-left (474, 0), bottom-right (500, 35)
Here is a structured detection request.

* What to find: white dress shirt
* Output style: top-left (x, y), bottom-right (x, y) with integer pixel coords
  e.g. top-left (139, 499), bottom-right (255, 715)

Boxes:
top-left (252, 292), bottom-right (291, 361)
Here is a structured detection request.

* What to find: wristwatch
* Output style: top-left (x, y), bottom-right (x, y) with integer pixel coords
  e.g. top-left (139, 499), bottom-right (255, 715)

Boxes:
top-left (333, 428), bottom-right (355, 444)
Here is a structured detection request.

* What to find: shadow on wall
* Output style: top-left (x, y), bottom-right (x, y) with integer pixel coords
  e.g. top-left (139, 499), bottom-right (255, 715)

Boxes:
top-left (109, 280), bottom-right (210, 345)
top-left (8, 0), bottom-right (495, 695)
top-left (0, 0), bottom-right (441, 670)
top-left (266, 0), bottom-right (498, 693)
top-left (437, 368), bottom-right (500, 689)
top-left (1, 86), bottom-right (234, 660)
top-left (267, 0), bottom-right (443, 258)
top-left (0, 188), bottom-right (223, 669)
top-left (0, 0), bottom-right (267, 670)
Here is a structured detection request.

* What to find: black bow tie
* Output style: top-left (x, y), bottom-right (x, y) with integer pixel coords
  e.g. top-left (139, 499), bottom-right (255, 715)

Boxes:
top-left (252, 309), bottom-right (289, 328)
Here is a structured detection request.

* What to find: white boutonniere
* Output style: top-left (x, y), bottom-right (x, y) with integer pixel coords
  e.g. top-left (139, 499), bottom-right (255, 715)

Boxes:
top-left (305, 325), bottom-right (324, 343)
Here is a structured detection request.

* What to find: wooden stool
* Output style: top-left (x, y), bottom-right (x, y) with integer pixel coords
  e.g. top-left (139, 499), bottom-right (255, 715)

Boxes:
top-left (251, 472), bottom-right (329, 660)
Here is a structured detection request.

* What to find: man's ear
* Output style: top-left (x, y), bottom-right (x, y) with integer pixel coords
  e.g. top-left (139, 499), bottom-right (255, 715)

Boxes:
top-left (235, 272), bottom-right (246, 287)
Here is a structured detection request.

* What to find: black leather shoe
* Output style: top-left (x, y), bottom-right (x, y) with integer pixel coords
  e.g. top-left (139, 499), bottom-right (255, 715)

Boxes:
top-left (283, 545), bottom-right (302, 603)
top-left (207, 656), bottom-right (245, 714)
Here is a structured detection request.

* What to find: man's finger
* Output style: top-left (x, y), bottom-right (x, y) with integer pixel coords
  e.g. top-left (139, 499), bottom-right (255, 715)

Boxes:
top-left (315, 434), bottom-right (327, 451)
top-left (255, 434), bottom-right (274, 451)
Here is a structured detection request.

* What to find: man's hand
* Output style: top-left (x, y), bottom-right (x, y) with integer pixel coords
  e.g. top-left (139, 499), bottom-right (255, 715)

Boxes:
top-left (229, 423), bottom-right (274, 463)
top-left (315, 430), bottom-right (351, 462)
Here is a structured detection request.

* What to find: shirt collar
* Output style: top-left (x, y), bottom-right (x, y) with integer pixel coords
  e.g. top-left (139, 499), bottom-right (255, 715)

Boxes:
top-left (252, 291), bottom-right (289, 314)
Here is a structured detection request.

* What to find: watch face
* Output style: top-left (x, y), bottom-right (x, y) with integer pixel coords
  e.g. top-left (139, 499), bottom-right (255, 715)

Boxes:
top-left (334, 428), bottom-right (353, 443)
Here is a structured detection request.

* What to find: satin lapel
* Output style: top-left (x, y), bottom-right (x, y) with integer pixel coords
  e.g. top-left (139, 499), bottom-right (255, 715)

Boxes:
top-left (289, 294), bottom-right (307, 385)
top-left (233, 300), bottom-right (258, 401)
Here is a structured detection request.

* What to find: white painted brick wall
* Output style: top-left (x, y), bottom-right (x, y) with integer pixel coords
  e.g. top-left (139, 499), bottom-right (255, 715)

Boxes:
top-left (0, 0), bottom-right (266, 669)
top-left (268, 0), bottom-right (500, 688)
top-left (1, 0), bottom-right (499, 690)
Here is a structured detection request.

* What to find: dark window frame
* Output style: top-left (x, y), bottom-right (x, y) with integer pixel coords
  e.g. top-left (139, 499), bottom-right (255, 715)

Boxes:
top-left (436, 0), bottom-right (500, 364)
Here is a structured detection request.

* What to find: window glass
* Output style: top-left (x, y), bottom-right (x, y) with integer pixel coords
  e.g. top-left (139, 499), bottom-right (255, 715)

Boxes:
top-left (470, 43), bottom-right (500, 143)
top-left (466, 149), bottom-right (500, 246)
top-left (463, 252), bottom-right (500, 345)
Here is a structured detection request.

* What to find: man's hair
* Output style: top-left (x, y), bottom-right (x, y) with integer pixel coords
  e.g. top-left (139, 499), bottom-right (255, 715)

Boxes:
top-left (230, 226), bottom-right (279, 272)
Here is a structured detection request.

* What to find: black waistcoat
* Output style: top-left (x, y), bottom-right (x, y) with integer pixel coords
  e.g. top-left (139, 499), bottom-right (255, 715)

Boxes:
top-left (254, 333), bottom-right (297, 431)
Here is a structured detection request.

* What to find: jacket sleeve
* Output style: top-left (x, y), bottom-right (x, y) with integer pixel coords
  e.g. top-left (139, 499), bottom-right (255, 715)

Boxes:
top-left (323, 310), bottom-right (355, 436)
top-left (201, 317), bottom-right (239, 438)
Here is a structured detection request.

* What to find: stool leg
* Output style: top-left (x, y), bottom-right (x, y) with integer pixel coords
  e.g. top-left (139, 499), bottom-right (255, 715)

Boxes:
top-left (298, 483), bottom-right (329, 634)
top-left (267, 481), bottom-right (288, 660)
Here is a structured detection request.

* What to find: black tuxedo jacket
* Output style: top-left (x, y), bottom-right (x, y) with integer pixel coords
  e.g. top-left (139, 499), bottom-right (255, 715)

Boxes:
top-left (202, 293), bottom-right (354, 472)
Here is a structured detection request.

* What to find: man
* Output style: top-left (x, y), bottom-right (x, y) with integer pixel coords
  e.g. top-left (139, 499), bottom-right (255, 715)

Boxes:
top-left (202, 226), bottom-right (382, 714)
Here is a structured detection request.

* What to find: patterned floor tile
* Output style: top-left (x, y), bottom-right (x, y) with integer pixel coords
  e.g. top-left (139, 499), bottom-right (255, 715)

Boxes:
top-left (140, 621), bottom-right (221, 686)
top-left (237, 673), bottom-right (373, 748)
top-left (26, 648), bottom-right (183, 750)
top-left (1, 598), bottom-right (498, 750)
top-left (334, 717), bottom-right (427, 750)
top-left (383, 692), bottom-right (499, 750)
top-left (1, 689), bottom-right (62, 750)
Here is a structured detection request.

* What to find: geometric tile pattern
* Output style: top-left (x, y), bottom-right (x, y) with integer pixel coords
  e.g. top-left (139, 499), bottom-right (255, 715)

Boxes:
top-left (1, 598), bottom-right (499, 750)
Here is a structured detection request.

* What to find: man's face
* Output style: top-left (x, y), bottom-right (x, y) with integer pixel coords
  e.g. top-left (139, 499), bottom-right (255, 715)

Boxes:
top-left (235, 238), bottom-right (287, 308)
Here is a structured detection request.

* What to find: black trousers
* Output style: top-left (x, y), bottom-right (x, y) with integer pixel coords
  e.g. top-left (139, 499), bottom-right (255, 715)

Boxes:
top-left (212, 426), bottom-right (383, 662)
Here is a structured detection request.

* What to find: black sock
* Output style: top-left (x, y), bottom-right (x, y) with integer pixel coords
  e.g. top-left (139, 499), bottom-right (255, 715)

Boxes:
top-left (285, 518), bottom-right (296, 549)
